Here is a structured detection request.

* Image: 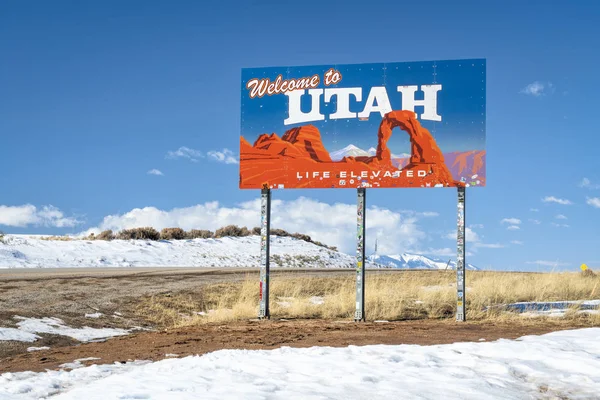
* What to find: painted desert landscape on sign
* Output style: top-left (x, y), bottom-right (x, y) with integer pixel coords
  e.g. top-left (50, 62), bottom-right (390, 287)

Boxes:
top-left (240, 110), bottom-right (486, 189)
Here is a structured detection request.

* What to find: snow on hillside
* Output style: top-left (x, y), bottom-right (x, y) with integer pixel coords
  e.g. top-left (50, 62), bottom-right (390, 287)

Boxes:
top-left (329, 144), bottom-right (370, 160)
top-left (368, 253), bottom-right (478, 270)
top-left (2, 328), bottom-right (600, 399)
top-left (0, 235), bottom-right (369, 269)
top-left (329, 144), bottom-right (409, 161)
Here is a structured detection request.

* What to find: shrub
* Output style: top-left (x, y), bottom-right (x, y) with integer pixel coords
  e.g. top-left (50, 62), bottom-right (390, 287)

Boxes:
top-left (97, 230), bottom-right (115, 241)
top-left (270, 228), bottom-right (290, 237)
top-left (117, 227), bottom-right (160, 241)
top-left (291, 232), bottom-right (312, 242)
top-left (160, 227), bottom-right (186, 240)
top-left (252, 227), bottom-right (261, 235)
top-left (186, 229), bottom-right (214, 239)
top-left (214, 225), bottom-right (251, 238)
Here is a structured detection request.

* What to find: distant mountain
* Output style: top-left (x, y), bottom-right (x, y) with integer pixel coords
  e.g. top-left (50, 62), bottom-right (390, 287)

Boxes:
top-left (367, 253), bottom-right (479, 270)
top-left (329, 145), bottom-right (370, 160)
top-left (330, 144), bottom-right (410, 161)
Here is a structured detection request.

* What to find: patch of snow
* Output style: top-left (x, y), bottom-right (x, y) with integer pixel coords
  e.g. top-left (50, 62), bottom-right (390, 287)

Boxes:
top-left (488, 300), bottom-right (600, 316)
top-left (0, 328), bottom-right (40, 343)
top-left (84, 313), bottom-right (102, 319)
top-left (2, 328), bottom-right (600, 399)
top-left (59, 358), bottom-right (102, 370)
top-left (309, 296), bottom-right (324, 305)
top-left (27, 346), bottom-right (50, 352)
top-left (3, 316), bottom-right (131, 342)
top-left (165, 354), bottom-right (178, 358)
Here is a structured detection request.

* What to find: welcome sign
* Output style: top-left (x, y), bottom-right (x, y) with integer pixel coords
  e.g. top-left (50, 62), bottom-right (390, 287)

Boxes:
top-left (240, 59), bottom-right (486, 189)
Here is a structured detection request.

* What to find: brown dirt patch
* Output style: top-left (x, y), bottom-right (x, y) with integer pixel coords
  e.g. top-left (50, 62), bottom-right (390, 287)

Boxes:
top-left (0, 318), bottom-right (590, 374)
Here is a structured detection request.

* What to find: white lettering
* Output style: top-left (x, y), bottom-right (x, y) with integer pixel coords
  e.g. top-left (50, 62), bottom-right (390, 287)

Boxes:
top-left (284, 89), bottom-right (325, 125)
top-left (324, 88), bottom-right (362, 120)
top-left (357, 87), bottom-right (392, 119)
top-left (284, 85), bottom-right (442, 125)
top-left (397, 84), bottom-right (442, 121)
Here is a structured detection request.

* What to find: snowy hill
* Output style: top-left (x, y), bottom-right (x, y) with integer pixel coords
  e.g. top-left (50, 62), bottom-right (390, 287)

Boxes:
top-left (0, 235), bottom-right (477, 270)
top-left (329, 144), bottom-right (370, 160)
top-left (368, 253), bottom-right (478, 270)
top-left (0, 235), bottom-right (378, 269)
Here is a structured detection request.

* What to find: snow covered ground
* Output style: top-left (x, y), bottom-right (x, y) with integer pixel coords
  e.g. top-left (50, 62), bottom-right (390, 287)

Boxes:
top-left (0, 235), bottom-right (360, 269)
top-left (1, 327), bottom-right (599, 399)
top-left (489, 300), bottom-right (600, 318)
top-left (0, 316), bottom-right (131, 343)
top-left (0, 234), bottom-right (475, 270)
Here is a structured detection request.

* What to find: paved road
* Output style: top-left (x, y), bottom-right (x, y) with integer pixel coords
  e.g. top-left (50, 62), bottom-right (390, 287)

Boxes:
top-left (0, 267), bottom-right (444, 281)
top-left (0, 267), bottom-right (363, 281)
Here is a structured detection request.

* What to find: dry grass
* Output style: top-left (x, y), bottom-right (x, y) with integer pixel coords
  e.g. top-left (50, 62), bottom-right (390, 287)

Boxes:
top-left (39, 235), bottom-right (74, 241)
top-left (132, 270), bottom-right (600, 328)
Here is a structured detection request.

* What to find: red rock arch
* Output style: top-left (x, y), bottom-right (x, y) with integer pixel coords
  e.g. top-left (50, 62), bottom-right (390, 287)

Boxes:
top-left (376, 110), bottom-right (454, 182)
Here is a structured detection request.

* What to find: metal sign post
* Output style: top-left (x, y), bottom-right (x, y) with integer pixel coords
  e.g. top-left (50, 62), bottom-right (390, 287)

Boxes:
top-left (355, 188), bottom-right (366, 322)
top-left (456, 186), bottom-right (466, 322)
top-left (258, 188), bottom-right (271, 319)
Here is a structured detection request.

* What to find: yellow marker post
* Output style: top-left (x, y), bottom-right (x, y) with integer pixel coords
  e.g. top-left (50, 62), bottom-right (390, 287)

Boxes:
top-left (581, 263), bottom-right (588, 271)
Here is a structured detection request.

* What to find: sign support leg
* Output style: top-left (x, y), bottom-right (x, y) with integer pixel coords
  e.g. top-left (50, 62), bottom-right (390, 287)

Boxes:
top-left (258, 188), bottom-right (271, 320)
top-left (456, 186), bottom-right (466, 322)
top-left (355, 188), bottom-right (366, 322)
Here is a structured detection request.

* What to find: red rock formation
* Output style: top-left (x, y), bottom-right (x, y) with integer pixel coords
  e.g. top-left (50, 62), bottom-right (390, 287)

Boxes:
top-left (252, 133), bottom-right (305, 158)
top-left (239, 110), bottom-right (460, 189)
top-left (375, 110), bottom-right (454, 182)
top-left (376, 110), bottom-right (446, 165)
top-left (281, 125), bottom-right (332, 162)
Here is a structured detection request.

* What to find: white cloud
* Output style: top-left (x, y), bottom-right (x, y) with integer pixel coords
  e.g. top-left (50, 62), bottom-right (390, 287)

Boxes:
top-left (474, 243), bottom-right (505, 249)
top-left (529, 219), bottom-right (541, 225)
top-left (530, 208), bottom-right (539, 212)
top-left (520, 81), bottom-right (554, 97)
top-left (147, 169), bottom-right (164, 176)
top-left (507, 225), bottom-right (520, 231)
top-left (166, 147), bottom-right (203, 162)
top-left (442, 227), bottom-right (501, 251)
top-left (501, 218), bottom-right (521, 225)
top-left (579, 178), bottom-right (600, 189)
top-left (526, 260), bottom-right (570, 267)
top-left (444, 227), bottom-right (481, 242)
top-left (207, 148), bottom-right (238, 165)
top-left (79, 198), bottom-right (430, 255)
top-left (0, 205), bottom-right (81, 228)
top-left (419, 211), bottom-right (439, 218)
top-left (587, 197), bottom-right (600, 208)
top-left (469, 224), bottom-right (484, 229)
top-left (555, 214), bottom-right (567, 220)
top-left (542, 196), bottom-right (572, 205)
top-left (551, 223), bottom-right (570, 228)
top-left (511, 240), bottom-right (524, 245)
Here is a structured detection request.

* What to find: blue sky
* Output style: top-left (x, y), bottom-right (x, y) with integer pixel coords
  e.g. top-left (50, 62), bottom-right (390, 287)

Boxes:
top-left (1, 0), bottom-right (599, 271)
top-left (241, 59), bottom-right (485, 154)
